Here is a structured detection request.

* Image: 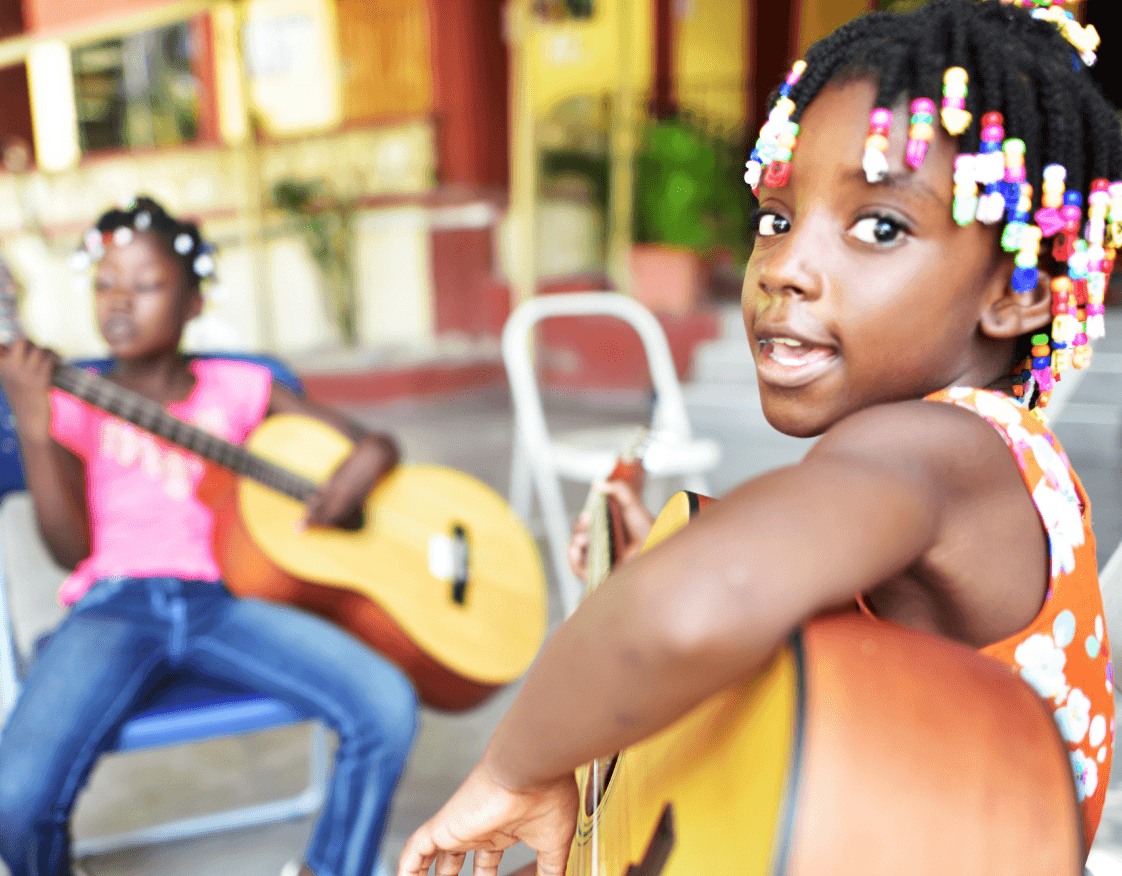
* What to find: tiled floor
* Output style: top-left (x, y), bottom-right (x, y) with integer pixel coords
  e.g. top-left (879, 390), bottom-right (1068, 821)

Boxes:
top-left (3, 308), bottom-right (1122, 876)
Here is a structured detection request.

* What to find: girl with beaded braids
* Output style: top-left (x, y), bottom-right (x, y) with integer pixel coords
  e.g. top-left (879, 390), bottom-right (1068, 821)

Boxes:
top-left (0, 195), bottom-right (417, 876)
top-left (396, 2), bottom-right (1118, 874)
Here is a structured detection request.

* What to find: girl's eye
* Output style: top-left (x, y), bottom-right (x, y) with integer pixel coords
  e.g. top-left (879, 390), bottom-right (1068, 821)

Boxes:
top-left (849, 215), bottom-right (909, 246)
top-left (755, 212), bottom-right (791, 237)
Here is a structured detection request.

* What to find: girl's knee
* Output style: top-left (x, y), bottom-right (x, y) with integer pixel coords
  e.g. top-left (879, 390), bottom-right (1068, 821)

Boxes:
top-left (340, 663), bottom-right (419, 760)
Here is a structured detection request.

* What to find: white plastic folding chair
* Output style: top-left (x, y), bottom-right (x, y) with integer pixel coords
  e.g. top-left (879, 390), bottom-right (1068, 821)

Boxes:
top-left (502, 291), bottom-right (722, 616)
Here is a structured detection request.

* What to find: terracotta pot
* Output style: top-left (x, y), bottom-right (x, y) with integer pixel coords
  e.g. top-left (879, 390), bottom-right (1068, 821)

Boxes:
top-left (629, 243), bottom-right (705, 316)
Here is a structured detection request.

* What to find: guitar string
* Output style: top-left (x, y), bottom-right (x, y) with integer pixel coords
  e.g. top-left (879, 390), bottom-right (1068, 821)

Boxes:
top-left (53, 367), bottom-right (538, 575)
top-left (55, 366), bottom-right (318, 501)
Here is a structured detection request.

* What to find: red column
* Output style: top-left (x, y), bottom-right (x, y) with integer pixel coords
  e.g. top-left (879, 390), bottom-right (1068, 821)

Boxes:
top-left (748, 0), bottom-right (800, 135)
top-left (650, 0), bottom-right (677, 119)
top-left (425, 0), bottom-right (509, 190)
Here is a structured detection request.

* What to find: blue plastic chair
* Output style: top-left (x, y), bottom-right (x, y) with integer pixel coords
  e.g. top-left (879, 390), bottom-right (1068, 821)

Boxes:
top-left (0, 353), bottom-right (329, 856)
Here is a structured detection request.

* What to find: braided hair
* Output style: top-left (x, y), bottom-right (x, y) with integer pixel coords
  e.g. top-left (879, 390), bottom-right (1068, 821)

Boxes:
top-left (745, 0), bottom-right (1120, 411)
top-left (75, 196), bottom-right (217, 288)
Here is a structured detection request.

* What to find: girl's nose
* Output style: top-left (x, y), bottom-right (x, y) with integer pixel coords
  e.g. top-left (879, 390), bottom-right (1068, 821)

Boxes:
top-left (106, 287), bottom-right (133, 311)
top-left (755, 223), bottom-right (824, 301)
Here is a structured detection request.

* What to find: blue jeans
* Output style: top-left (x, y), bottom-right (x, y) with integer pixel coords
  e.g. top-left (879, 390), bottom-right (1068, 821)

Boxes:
top-left (0, 577), bottom-right (418, 876)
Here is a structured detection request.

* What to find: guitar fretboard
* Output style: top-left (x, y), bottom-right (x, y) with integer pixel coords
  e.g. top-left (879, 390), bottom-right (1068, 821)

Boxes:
top-left (53, 365), bottom-right (318, 502)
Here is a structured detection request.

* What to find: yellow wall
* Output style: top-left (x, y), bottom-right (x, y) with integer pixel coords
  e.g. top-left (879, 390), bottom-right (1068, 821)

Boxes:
top-left (528, 0), bottom-right (651, 118)
top-left (796, 0), bottom-right (870, 55)
top-left (676, 1), bottom-right (747, 128)
top-left (528, 0), bottom-right (747, 130)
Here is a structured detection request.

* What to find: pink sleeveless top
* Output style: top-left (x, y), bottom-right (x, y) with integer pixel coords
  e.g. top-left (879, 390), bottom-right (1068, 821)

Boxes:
top-left (859, 387), bottom-right (1113, 845)
top-left (49, 359), bottom-right (273, 605)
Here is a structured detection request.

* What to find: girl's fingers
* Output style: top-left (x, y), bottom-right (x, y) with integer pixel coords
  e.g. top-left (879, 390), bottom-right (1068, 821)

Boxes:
top-left (434, 850), bottom-right (469, 876)
top-left (398, 829), bottom-right (439, 875)
top-left (470, 848), bottom-right (505, 876)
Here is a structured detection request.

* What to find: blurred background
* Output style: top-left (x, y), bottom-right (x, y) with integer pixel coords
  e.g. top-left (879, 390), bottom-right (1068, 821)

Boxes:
top-left (1, 2), bottom-right (1121, 875)
top-left (0, 0), bottom-right (1115, 393)
top-left (0, 0), bottom-right (884, 390)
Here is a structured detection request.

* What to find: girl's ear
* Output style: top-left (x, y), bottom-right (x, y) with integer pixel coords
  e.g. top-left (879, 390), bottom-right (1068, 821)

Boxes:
top-left (979, 259), bottom-right (1054, 340)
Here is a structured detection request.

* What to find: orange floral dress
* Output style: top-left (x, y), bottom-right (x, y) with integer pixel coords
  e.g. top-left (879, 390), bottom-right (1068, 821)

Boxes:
top-left (860, 387), bottom-right (1113, 846)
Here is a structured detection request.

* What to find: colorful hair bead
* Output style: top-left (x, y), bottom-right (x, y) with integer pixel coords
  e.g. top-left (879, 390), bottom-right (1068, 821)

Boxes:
top-left (1002, 182), bottom-right (1033, 253)
top-left (744, 154), bottom-right (763, 189)
top-left (1087, 178), bottom-right (1109, 245)
top-left (941, 67), bottom-right (971, 136)
top-left (746, 61), bottom-right (806, 193)
top-left (1012, 222), bottom-right (1042, 295)
top-left (975, 112), bottom-right (1006, 224)
top-left (1107, 181), bottom-right (1122, 247)
top-left (1034, 163), bottom-right (1067, 237)
top-left (952, 154), bottom-right (978, 226)
top-left (1053, 190), bottom-right (1082, 262)
top-left (906, 98), bottom-right (936, 170)
top-left (1032, 4), bottom-right (1100, 66)
top-left (863, 107), bottom-right (892, 183)
top-left (1051, 275), bottom-right (1078, 377)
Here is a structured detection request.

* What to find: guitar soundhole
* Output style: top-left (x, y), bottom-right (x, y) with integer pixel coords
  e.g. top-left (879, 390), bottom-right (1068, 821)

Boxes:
top-left (583, 754), bottom-right (619, 817)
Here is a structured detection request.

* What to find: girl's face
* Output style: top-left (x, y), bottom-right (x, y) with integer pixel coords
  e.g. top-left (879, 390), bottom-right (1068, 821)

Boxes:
top-left (93, 230), bottom-right (201, 360)
top-left (743, 78), bottom-right (1018, 438)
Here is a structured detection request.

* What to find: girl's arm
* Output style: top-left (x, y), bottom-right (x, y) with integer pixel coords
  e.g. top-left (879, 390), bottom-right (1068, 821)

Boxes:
top-left (0, 340), bottom-right (90, 568)
top-left (399, 401), bottom-right (1013, 876)
top-left (266, 382), bottom-right (399, 527)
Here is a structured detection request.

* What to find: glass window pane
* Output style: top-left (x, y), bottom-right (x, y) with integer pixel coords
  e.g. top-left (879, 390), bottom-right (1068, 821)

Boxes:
top-left (72, 22), bottom-right (200, 153)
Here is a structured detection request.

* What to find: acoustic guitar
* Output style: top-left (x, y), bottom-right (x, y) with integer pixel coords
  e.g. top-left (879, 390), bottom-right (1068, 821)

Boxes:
top-left (568, 490), bottom-right (1083, 875)
top-left (0, 300), bottom-right (547, 711)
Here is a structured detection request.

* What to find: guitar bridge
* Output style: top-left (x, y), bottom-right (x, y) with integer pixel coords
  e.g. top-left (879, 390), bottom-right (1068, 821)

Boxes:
top-left (427, 525), bottom-right (471, 606)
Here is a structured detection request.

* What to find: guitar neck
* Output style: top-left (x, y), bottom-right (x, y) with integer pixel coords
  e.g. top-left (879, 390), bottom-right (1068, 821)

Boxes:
top-left (53, 364), bottom-right (317, 502)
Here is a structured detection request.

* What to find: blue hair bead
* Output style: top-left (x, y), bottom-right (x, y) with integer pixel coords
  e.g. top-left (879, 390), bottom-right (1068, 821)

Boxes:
top-left (1033, 355), bottom-right (1052, 369)
top-left (1063, 190), bottom-right (1083, 207)
top-left (779, 83), bottom-right (792, 98)
top-left (1002, 181), bottom-right (1022, 213)
top-left (1012, 266), bottom-right (1038, 290)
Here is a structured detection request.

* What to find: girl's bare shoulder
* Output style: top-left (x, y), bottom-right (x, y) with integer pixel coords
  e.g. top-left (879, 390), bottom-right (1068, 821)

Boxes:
top-left (807, 396), bottom-right (1023, 499)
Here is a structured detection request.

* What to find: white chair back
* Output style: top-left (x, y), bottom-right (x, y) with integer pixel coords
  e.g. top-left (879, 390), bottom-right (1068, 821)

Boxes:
top-left (502, 292), bottom-right (721, 616)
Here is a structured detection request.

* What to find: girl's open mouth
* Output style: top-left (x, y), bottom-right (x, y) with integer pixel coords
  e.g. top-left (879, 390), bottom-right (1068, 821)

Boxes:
top-left (755, 337), bottom-right (837, 388)
top-left (101, 318), bottom-right (136, 342)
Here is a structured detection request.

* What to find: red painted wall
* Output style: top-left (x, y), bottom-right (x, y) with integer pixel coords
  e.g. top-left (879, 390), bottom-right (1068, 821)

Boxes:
top-left (426, 0), bottom-right (509, 189)
top-left (21, 0), bottom-right (173, 32)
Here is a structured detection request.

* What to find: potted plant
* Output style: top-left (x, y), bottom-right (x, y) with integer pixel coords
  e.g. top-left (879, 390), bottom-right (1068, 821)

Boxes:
top-left (631, 114), bottom-right (752, 315)
top-left (271, 178), bottom-right (359, 346)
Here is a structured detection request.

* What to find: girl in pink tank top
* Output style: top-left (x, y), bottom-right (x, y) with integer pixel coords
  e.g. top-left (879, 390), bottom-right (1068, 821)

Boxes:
top-left (393, 3), bottom-right (1121, 873)
top-left (0, 196), bottom-right (415, 876)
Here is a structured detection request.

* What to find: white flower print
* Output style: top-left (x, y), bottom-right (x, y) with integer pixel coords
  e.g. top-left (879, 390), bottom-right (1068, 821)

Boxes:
top-left (973, 391), bottom-right (1023, 426)
top-left (1055, 688), bottom-right (1092, 744)
top-left (1053, 610), bottom-right (1076, 648)
top-left (1029, 433), bottom-right (1079, 499)
top-left (1015, 633), bottom-right (1070, 704)
top-left (1090, 714), bottom-right (1108, 748)
top-left (1032, 480), bottom-right (1085, 577)
top-left (1070, 749), bottom-right (1099, 802)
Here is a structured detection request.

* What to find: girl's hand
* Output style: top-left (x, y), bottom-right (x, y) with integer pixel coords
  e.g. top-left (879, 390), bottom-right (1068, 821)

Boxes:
top-left (567, 480), bottom-right (655, 581)
top-left (0, 338), bottom-right (58, 442)
top-left (397, 761), bottom-right (578, 876)
top-left (301, 432), bottom-right (398, 528)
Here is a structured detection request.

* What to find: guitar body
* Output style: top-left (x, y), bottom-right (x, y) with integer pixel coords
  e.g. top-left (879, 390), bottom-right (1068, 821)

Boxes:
top-left (203, 414), bottom-right (548, 712)
top-left (568, 492), bottom-right (1083, 875)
